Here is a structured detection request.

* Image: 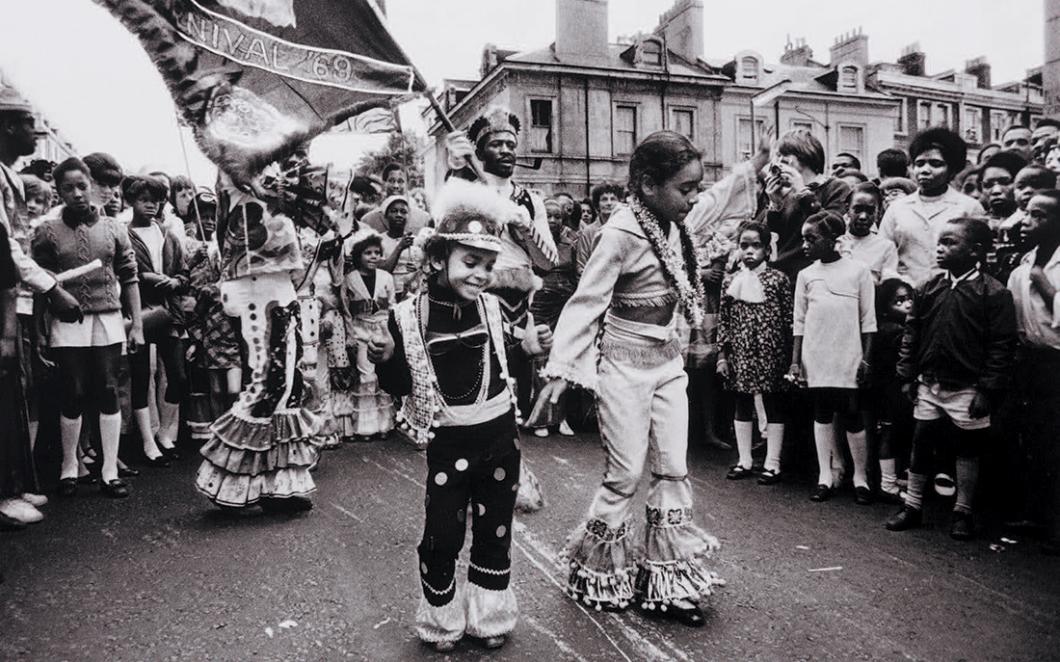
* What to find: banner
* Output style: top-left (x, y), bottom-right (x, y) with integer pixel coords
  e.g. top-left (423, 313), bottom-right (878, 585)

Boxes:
top-left (95, 0), bottom-right (424, 182)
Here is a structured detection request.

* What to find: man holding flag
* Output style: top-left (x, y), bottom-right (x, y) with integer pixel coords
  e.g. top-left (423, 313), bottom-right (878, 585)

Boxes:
top-left (92, 0), bottom-right (425, 512)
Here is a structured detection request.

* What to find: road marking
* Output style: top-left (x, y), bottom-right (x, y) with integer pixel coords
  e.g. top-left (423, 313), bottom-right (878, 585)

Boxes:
top-left (329, 502), bottom-right (365, 523)
top-left (377, 453), bottom-right (695, 662)
top-left (522, 615), bottom-right (589, 662)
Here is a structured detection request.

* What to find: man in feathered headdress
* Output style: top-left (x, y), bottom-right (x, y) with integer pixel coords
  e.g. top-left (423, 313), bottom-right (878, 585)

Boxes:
top-left (445, 105), bottom-right (557, 422)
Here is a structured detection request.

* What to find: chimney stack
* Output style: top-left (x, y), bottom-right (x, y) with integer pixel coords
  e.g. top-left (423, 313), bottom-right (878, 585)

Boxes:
top-left (654, 0), bottom-right (704, 63)
top-left (898, 43), bottom-right (926, 76)
top-left (781, 36), bottom-right (814, 67)
top-left (965, 56), bottom-right (992, 89)
top-left (555, 0), bottom-right (610, 63)
top-left (829, 27), bottom-right (868, 66)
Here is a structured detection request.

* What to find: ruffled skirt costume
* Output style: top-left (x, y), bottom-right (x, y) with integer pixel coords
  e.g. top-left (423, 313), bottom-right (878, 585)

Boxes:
top-left (194, 191), bottom-right (322, 507)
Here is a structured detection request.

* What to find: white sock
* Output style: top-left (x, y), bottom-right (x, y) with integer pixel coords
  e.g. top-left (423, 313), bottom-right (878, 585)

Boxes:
top-left (754, 395), bottom-right (768, 435)
top-left (134, 408), bottom-right (164, 460)
top-left (879, 458), bottom-right (898, 494)
top-left (813, 422), bottom-right (836, 487)
top-left (99, 412), bottom-right (122, 483)
top-left (847, 429), bottom-right (870, 489)
top-left (764, 423), bottom-right (784, 473)
top-left (157, 400), bottom-right (180, 449)
top-left (734, 420), bottom-right (754, 469)
top-left (59, 415), bottom-right (83, 480)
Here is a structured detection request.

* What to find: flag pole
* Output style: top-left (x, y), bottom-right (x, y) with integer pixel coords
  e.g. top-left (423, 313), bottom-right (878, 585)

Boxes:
top-left (364, 0), bottom-right (485, 183)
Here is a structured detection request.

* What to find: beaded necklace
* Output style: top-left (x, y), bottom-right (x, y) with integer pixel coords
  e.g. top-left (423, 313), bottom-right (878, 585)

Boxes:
top-left (628, 196), bottom-right (705, 326)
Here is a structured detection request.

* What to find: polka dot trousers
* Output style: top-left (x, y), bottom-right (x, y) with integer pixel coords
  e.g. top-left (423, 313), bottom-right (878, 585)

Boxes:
top-left (417, 413), bottom-right (521, 607)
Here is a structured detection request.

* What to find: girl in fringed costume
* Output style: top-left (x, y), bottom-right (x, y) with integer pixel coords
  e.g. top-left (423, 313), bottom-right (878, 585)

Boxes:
top-left (536, 131), bottom-right (761, 626)
top-left (369, 179), bottom-right (552, 652)
top-left (336, 227), bottom-right (395, 440)
top-left (193, 163), bottom-right (327, 513)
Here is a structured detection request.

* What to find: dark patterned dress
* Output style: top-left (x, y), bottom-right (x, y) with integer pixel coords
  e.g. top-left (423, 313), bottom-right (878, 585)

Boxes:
top-left (186, 241), bottom-right (241, 370)
top-left (716, 266), bottom-right (792, 394)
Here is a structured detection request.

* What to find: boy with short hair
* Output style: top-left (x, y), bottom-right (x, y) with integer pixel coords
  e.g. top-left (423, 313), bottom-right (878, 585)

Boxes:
top-left (1006, 190), bottom-right (1060, 553)
top-left (995, 165), bottom-right (1058, 281)
top-left (887, 217), bottom-right (1018, 540)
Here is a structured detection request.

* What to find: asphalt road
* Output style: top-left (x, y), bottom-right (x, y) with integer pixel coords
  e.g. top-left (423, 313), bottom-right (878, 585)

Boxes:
top-left (2, 432), bottom-right (1058, 662)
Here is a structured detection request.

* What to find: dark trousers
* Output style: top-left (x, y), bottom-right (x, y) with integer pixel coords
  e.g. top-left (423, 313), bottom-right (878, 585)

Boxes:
top-left (54, 345), bottom-right (123, 416)
top-left (129, 336), bottom-right (188, 408)
top-left (418, 412), bottom-right (520, 607)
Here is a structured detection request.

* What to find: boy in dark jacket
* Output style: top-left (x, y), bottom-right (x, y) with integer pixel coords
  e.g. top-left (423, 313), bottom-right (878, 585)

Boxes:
top-left (887, 216), bottom-right (1018, 540)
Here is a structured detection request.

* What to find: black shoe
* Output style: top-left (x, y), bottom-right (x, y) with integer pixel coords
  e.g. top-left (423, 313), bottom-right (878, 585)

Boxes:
top-left (950, 511), bottom-right (975, 541)
top-left (757, 468), bottom-right (782, 485)
top-left (726, 464), bottom-right (754, 480)
top-left (886, 506), bottom-right (922, 531)
top-left (159, 446), bottom-right (181, 461)
top-left (100, 479), bottom-right (130, 499)
top-left (640, 600), bottom-right (705, 627)
top-left (854, 486), bottom-right (873, 506)
top-left (118, 466), bottom-right (140, 478)
top-left (57, 478), bottom-right (78, 497)
top-left (809, 484), bottom-right (832, 502)
top-left (879, 489), bottom-right (905, 505)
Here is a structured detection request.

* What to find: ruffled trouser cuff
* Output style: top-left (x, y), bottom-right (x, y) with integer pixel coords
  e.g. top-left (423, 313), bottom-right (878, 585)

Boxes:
top-left (464, 583), bottom-right (518, 639)
top-left (636, 506), bottom-right (724, 607)
top-left (415, 583), bottom-right (465, 643)
top-left (561, 517), bottom-right (640, 609)
top-left (414, 582), bottom-right (519, 642)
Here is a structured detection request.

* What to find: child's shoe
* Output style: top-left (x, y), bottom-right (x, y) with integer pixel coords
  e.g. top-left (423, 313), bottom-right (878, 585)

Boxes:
top-left (431, 640), bottom-right (458, 653)
top-left (950, 511), bottom-right (975, 541)
top-left (558, 420), bottom-right (575, 437)
top-left (885, 506), bottom-right (922, 531)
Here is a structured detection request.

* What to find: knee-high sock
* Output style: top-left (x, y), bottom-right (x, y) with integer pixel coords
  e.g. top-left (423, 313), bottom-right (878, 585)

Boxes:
top-left (157, 400), bottom-right (180, 448)
top-left (59, 415), bottom-right (83, 480)
top-left (734, 420), bottom-right (754, 469)
top-left (99, 412), bottom-right (122, 483)
top-left (764, 423), bottom-right (784, 473)
top-left (954, 457), bottom-right (979, 515)
top-left (813, 422), bottom-right (836, 486)
top-left (904, 472), bottom-right (930, 510)
top-left (754, 394), bottom-right (768, 435)
top-left (847, 430), bottom-right (870, 489)
top-left (879, 458), bottom-right (899, 494)
top-left (134, 408), bottom-right (163, 459)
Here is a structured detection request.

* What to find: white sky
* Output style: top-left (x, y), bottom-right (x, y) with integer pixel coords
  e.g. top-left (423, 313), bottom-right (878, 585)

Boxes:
top-left (0, 0), bottom-right (1044, 183)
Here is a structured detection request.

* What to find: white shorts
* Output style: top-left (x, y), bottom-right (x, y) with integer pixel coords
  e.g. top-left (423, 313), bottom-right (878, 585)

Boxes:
top-left (914, 382), bottom-right (990, 430)
top-left (50, 311), bottom-right (126, 348)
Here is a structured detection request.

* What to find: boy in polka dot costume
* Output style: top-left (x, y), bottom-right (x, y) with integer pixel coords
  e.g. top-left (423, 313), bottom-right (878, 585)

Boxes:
top-left (369, 180), bottom-right (552, 652)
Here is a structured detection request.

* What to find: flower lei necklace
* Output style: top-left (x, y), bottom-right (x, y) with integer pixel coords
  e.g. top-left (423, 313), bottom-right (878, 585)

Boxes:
top-left (629, 196), bottom-right (705, 326)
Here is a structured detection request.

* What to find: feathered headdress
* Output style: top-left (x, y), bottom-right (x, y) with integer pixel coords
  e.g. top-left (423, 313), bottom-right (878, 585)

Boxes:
top-left (467, 105), bottom-right (521, 147)
top-left (426, 179), bottom-right (509, 252)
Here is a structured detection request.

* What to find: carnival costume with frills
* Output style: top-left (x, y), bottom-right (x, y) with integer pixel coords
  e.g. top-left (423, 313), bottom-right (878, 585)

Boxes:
top-left (194, 181), bottom-right (322, 507)
top-left (542, 159), bottom-right (759, 612)
top-left (375, 182), bottom-right (530, 644)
